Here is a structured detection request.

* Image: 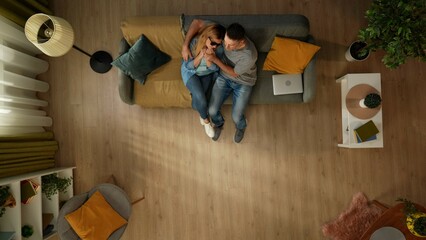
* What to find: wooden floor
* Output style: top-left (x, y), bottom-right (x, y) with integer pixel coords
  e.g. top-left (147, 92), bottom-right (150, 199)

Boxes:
top-left (43, 0), bottom-right (426, 239)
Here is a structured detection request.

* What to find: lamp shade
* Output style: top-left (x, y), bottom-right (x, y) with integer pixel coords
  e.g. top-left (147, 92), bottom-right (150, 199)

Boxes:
top-left (24, 14), bottom-right (74, 57)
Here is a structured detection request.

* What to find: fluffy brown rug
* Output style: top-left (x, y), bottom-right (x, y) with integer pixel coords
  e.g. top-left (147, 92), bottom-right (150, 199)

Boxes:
top-left (322, 192), bottom-right (385, 240)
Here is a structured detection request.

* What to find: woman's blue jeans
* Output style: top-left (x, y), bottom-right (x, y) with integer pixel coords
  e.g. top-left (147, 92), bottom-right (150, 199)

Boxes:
top-left (208, 75), bottom-right (253, 130)
top-left (185, 73), bottom-right (215, 119)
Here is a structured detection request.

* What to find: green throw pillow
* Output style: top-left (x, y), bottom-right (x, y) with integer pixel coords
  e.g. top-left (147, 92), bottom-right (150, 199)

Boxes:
top-left (111, 34), bottom-right (171, 84)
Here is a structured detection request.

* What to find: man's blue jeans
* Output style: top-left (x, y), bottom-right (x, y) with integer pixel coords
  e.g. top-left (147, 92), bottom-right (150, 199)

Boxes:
top-left (208, 75), bottom-right (253, 130)
top-left (185, 74), bottom-right (214, 119)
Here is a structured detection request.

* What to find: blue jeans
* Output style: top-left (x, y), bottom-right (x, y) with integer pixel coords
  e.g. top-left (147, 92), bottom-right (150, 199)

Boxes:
top-left (185, 73), bottom-right (215, 119)
top-left (208, 75), bottom-right (253, 130)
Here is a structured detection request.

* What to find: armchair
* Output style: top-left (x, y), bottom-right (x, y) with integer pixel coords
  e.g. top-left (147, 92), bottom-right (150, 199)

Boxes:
top-left (57, 183), bottom-right (136, 240)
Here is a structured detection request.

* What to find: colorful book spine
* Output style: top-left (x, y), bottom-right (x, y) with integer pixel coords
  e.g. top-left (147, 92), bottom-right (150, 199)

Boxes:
top-left (355, 131), bottom-right (377, 143)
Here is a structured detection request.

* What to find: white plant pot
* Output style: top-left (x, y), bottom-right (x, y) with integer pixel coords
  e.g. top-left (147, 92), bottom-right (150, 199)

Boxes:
top-left (359, 99), bottom-right (368, 108)
top-left (346, 41), bottom-right (370, 62)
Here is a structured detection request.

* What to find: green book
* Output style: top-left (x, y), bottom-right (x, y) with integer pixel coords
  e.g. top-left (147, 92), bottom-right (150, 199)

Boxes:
top-left (354, 120), bottom-right (379, 142)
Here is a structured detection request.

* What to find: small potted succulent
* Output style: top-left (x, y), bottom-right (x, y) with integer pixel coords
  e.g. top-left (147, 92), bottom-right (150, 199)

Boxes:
top-left (42, 174), bottom-right (73, 200)
top-left (397, 198), bottom-right (426, 237)
top-left (359, 93), bottom-right (381, 108)
top-left (0, 186), bottom-right (16, 217)
top-left (22, 224), bottom-right (34, 239)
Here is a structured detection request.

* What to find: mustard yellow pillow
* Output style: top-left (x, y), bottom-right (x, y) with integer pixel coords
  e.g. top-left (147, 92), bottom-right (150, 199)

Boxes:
top-left (65, 191), bottom-right (127, 240)
top-left (263, 37), bottom-right (320, 74)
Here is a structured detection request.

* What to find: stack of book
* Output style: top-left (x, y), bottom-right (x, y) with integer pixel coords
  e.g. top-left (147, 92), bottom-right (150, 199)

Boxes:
top-left (20, 180), bottom-right (40, 204)
top-left (354, 120), bottom-right (379, 143)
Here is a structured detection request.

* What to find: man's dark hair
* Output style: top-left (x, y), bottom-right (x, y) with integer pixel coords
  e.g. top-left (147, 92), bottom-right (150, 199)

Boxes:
top-left (226, 23), bottom-right (245, 41)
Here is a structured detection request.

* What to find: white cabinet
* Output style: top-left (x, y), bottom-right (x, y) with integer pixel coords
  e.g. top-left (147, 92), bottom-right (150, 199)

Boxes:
top-left (0, 167), bottom-right (74, 240)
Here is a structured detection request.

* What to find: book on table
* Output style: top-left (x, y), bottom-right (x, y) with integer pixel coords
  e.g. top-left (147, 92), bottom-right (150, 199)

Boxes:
top-left (355, 132), bottom-right (377, 143)
top-left (354, 120), bottom-right (379, 142)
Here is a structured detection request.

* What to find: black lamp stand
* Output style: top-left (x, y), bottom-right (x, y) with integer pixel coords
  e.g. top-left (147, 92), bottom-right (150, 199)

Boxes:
top-left (72, 45), bottom-right (113, 74)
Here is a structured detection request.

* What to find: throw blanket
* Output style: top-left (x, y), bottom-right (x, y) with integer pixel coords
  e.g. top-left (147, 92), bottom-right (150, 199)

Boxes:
top-left (322, 192), bottom-right (385, 240)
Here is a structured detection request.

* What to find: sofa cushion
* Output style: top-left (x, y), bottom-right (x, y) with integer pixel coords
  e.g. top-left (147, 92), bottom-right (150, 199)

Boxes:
top-left (64, 191), bottom-right (127, 240)
top-left (111, 35), bottom-right (171, 84)
top-left (134, 58), bottom-right (191, 107)
top-left (121, 16), bottom-right (183, 58)
top-left (251, 53), bottom-right (303, 104)
top-left (263, 37), bottom-right (320, 74)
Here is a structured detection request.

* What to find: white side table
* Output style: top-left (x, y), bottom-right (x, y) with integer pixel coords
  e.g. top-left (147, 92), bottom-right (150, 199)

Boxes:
top-left (336, 73), bottom-right (383, 148)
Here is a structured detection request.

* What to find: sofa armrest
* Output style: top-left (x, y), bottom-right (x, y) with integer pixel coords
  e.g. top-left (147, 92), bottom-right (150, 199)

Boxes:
top-left (302, 55), bottom-right (317, 102)
top-left (118, 38), bottom-right (135, 105)
top-left (118, 70), bottom-right (135, 105)
top-left (302, 35), bottom-right (317, 103)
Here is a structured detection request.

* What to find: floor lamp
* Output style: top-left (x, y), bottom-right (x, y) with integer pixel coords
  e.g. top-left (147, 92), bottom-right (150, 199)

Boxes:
top-left (24, 13), bottom-right (113, 74)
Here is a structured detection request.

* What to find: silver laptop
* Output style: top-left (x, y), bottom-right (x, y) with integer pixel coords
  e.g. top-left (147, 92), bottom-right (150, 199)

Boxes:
top-left (272, 74), bottom-right (303, 95)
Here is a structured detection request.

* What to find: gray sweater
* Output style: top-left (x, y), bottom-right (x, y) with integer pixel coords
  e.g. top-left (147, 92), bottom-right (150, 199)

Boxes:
top-left (221, 37), bottom-right (258, 86)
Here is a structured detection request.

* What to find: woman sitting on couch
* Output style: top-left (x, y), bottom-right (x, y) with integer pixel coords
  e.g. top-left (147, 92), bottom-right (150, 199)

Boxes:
top-left (181, 23), bottom-right (226, 137)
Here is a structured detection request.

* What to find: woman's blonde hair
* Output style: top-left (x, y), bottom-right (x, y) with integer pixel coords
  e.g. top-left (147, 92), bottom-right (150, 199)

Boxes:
top-left (193, 24), bottom-right (226, 56)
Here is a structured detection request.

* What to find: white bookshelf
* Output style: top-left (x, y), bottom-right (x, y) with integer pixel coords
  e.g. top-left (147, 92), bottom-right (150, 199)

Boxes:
top-left (0, 167), bottom-right (75, 240)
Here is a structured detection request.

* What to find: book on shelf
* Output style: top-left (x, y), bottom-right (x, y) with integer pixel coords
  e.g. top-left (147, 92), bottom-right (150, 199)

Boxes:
top-left (30, 180), bottom-right (40, 192)
top-left (354, 120), bottom-right (379, 142)
top-left (0, 231), bottom-right (16, 240)
top-left (20, 179), bottom-right (39, 204)
top-left (42, 213), bottom-right (54, 230)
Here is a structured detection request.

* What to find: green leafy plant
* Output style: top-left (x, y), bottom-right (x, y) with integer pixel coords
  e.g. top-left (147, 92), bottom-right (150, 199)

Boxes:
top-left (397, 198), bottom-right (426, 236)
top-left (42, 174), bottom-right (72, 200)
top-left (358, 0), bottom-right (426, 68)
top-left (0, 186), bottom-right (13, 217)
top-left (364, 93), bottom-right (382, 108)
top-left (413, 217), bottom-right (426, 236)
top-left (398, 198), bottom-right (418, 216)
top-left (21, 224), bottom-right (34, 238)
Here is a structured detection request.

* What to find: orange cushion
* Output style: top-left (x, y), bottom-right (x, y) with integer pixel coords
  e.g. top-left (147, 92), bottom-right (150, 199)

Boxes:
top-left (263, 37), bottom-right (320, 74)
top-left (65, 191), bottom-right (127, 240)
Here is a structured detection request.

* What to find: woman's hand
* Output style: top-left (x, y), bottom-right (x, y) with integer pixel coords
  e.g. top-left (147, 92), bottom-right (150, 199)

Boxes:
top-left (193, 48), bottom-right (206, 68)
top-left (204, 50), bottom-right (217, 67)
top-left (181, 45), bottom-right (193, 61)
top-left (205, 48), bottom-right (214, 55)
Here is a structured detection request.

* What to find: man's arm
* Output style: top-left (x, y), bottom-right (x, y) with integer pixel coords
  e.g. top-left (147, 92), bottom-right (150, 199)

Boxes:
top-left (181, 19), bottom-right (206, 61)
top-left (206, 54), bottom-right (239, 78)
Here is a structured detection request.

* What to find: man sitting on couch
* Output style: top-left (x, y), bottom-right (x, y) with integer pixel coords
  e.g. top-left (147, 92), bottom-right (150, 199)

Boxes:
top-left (182, 19), bottom-right (258, 143)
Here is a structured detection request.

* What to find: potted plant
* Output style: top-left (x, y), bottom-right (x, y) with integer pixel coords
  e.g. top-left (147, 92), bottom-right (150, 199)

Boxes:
top-left (359, 93), bottom-right (382, 108)
top-left (22, 224), bottom-right (34, 239)
top-left (358, 0), bottom-right (426, 69)
top-left (397, 198), bottom-right (426, 237)
top-left (0, 186), bottom-right (16, 217)
top-left (345, 41), bottom-right (370, 62)
top-left (41, 174), bottom-right (73, 200)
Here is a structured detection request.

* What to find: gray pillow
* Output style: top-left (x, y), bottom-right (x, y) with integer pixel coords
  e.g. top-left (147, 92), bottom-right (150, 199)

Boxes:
top-left (111, 34), bottom-right (171, 84)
